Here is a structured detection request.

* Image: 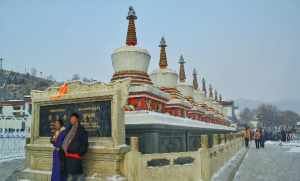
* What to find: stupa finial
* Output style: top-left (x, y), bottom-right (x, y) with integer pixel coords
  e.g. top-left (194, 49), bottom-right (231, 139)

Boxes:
top-left (202, 77), bottom-right (207, 97)
top-left (126, 6), bottom-right (137, 46)
top-left (209, 84), bottom-right (213, 98)
top-left (159, 37), bottom-right (168, 68)
top-left (219, 94), bottom-right (222, 102)
top-left (214, 89), bottom-right (218, 101)
top-left (178, 55), bottom-right (186, 82)
top-left (193, 68), bottom-right (199, 90)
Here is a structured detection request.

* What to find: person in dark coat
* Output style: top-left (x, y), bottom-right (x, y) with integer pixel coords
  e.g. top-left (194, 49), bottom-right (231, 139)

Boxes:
top-left (259, 128), bottom-right (265, 148)
top-left (280, 128), bottom-right (286, 142)
top-left (62, 113), bottom-right (88, 181)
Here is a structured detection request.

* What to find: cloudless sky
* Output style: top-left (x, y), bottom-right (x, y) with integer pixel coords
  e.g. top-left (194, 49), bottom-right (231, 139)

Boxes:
top-left (0, 0), bottom-right (300, 102)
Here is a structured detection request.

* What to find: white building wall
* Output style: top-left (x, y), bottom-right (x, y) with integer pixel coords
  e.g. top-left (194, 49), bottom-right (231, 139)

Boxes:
top-left (0, 101), bottom-right (31, 136)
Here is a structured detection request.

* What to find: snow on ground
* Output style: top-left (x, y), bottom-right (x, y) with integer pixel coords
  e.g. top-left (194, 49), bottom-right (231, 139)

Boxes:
top-left (287, 147), bottom-right (300, 153)
top-left (233, 140), bottom-right (300, 181)
top-left (0, 159), bottom-right (24, 181)
top-left (211, 148), bottom-right (247, 181)
top-left (0, 156), bottom-right (25, 164)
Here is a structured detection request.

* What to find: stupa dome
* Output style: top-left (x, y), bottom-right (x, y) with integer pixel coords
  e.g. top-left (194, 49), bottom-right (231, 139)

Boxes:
top-left (150, 68), bottom-right (178, 88)
top-left (112, 46), bottom-right (150, 73)
top-left (177, 82), bottom-right (194, 98)
top-left (193, 89), bottom-right (206, 102)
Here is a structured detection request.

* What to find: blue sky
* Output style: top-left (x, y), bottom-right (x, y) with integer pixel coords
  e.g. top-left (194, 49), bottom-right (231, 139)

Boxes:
top-left (0, 0), bottom-right (299, 102)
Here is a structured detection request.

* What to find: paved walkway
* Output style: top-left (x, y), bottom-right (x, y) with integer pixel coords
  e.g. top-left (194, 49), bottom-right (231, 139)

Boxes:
top-left (0, 159), bottom-right (24, 181)
top-left (234, 141), bottom-right (300, 181)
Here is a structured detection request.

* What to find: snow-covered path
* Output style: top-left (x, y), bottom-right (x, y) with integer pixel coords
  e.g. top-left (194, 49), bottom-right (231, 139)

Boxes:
top-left (0, 159), bottom-right (24, 181)
top-left (234, 141), bottom-right (300, 181)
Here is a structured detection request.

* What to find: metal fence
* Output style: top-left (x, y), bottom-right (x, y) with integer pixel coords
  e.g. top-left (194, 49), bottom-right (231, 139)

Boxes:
top-left (0, 133), bottom-right (26, 161)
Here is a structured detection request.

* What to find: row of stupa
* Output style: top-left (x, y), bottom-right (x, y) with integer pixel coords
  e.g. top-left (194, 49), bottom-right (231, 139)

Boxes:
top-left (111, 6), bottom-right (229, 126)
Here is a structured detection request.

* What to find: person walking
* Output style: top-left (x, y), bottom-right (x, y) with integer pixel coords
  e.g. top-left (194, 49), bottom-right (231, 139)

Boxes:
top-left (280, 128), bottom-right (287, 143)
top-left (255, 129), bottom-right (261, 149)
top-left (62, 113), bottom-right (89, 181)
top-left (259, 128), bottom-right (265, 148)
top-left (244, 127), bottom-right (251, 148)
top-left (51, 119), bottom-right (67, 181)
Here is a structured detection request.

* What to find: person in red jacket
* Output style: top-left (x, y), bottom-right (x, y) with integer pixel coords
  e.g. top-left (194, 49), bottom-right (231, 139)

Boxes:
top-left (255, 129), bottom-right (261, 149)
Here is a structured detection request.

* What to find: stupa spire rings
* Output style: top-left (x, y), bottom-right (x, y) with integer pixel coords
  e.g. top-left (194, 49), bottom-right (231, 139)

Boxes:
top-left (219, 94), bottom-right (223, 102)
top-left (202, 77), bottom-right (207, 97)
top-left (214, 89), bottom-right (218, 101)
top-left (126, 6), bottom-right (138, 46)
top-left (159, 37), bottom-right (168, 68)
top-left (178, 55), bottom-right (186, 82)
top-left (209, 84), bottom-right (213, 98)
top-left (192, 68), bottom-right (199, 90)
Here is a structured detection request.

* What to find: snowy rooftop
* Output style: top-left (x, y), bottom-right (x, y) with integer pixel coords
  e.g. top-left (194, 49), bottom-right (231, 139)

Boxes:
top-left (125, 111), bottom-right (235, 131)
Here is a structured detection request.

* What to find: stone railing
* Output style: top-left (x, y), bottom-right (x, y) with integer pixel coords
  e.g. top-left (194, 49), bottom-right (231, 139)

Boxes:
top-left (122, 133), bottom-right (244, 181)
top-left (0, 136), bottom-right (26, 161)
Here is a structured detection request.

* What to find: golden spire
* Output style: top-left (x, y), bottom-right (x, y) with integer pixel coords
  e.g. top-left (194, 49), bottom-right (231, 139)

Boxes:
top-left (202, 77), bottom-right (207, 97)
top-left (159, 37), bottom-right (168, 68)
top-left (178, 55), bottom-right (186, 82)
top-left (219, 94), bottom-right (223, 102)
top-left (193, 68), bottom-right (199, 90)
top-left (209, 84), bottom-right (213, 98)
top-left (214, 89), bottom-right (218, 101)
top-left (126, 6), bottom-right (137, 46)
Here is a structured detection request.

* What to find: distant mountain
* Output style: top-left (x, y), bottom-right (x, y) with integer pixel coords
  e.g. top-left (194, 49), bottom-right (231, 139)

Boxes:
top-left (0, 70), bottom-right (56, 100)
top-left (236, 98), bottom-right (300, 114)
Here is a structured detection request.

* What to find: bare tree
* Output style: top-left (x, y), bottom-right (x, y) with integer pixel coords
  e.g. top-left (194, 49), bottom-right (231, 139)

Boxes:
top-left (256, 104), bottom-right (279, 128)
top-left (30, 68), bottom-right (37, 77)
top-left (72, 74), bottom-right (80, 81)
top-left (46, 75), bottom-right (55, 81)
top-left (239, 108), bottom-right (255, 125)
top-left (278, 110), bottom-right (300, 128)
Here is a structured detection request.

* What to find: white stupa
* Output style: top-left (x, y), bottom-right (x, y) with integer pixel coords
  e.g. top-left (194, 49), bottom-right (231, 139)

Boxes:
top-left (111, 6), bottom-right (152, 85)
top-left (150, 37), bottom-right (178, 88)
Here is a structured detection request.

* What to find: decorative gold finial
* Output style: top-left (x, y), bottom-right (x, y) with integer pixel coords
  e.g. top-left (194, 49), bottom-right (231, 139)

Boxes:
top-left (178, 55), bottom-right (186, 82)
top-left (214, 89), bottom-right (218, 101)
top-left (202, 77), bottom-right (207, 97)
top-left (126, 6), bottom-right (137, 46)
top-left (193, 68), bottom-right (199, 90)
top-left (209, 84), bottom-right (213, 98)
top-left (159, 37), bottom-right (168, 68)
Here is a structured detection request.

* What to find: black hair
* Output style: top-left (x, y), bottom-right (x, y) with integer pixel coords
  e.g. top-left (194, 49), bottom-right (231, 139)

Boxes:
top-left (55, 119), bottom-right (64, 127)
top-left (70, 112), bottom-right (80, 119)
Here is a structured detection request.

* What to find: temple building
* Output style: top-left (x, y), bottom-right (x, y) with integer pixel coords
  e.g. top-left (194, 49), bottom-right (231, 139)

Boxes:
top-left (111, 7), bottom-right (235, 153)
top-left (0, 96), bottom-right (31, 137)
top-left (16, 6), bottom-right (242, 181)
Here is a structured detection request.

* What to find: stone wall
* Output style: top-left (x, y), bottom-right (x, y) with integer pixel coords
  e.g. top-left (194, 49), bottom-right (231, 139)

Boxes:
top-left (122, 132), bottom-right (244, 181)
top-left (16, 80), bottom-right (131, 181)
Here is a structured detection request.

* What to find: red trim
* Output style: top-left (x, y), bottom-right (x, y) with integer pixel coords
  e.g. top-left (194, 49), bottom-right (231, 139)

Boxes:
top-left (65, 153), bottom-right (81, 159)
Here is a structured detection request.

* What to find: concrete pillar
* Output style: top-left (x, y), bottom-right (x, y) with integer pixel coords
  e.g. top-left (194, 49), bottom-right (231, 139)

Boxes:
top-left (200, 134), bottom-right (211, 181)
top-left (130, 137), bottom-right (139, 152)
top-left (213, 134), bottom-right (219, 146)
top-left (220, 134), bottom-right (225, 144)
top-left (201, 135), bottom-right (209, 149)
